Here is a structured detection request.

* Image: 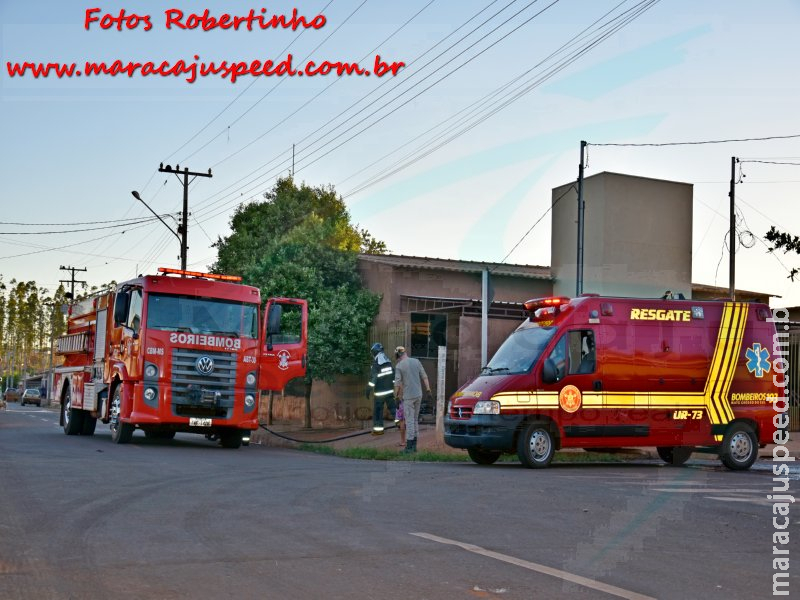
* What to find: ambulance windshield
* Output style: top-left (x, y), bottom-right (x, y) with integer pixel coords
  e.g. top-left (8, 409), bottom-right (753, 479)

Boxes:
top-left (483, 326), bottom-right (556, 375)
top-left (146, 294), bottom-right (259, 339)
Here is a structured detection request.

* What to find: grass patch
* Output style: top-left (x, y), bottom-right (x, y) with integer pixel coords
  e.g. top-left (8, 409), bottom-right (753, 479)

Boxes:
top-left (296, 444), bottom-right (646, 464)
top-left (297, 444), bottom-right (469, 462)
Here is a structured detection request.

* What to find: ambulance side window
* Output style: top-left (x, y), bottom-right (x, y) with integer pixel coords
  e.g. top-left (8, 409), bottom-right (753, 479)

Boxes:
top-left (568, 330), bottom-right (595, 375)
top-left (547, 336), bottom-right (567, 381)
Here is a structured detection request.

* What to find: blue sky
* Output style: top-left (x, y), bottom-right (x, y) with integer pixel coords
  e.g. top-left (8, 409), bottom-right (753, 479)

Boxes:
top-left (1, 0), bottom-right (799, 306)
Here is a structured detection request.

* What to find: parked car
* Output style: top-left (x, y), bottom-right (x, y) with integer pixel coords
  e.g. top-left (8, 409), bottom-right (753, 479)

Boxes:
top-left (21, 388), bottom-right (41, 407)
top-left (3, 388), bottom-right (20, 402)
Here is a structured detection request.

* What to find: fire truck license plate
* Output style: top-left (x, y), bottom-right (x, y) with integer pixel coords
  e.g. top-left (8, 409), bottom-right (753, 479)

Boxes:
top-left (189, 418), bottom-right (212, 427)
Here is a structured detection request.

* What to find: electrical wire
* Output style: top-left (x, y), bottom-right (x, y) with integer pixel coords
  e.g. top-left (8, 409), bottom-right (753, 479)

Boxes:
top-left (0, 217), bottom-right (162, 235)
top-left (589, 134), bottom-right (800, 147)
top-left (340, 0), bottom-right (657, 198)
top-left (494, 184), bottom-right (577, 267)
top-left (0, 216), bottom-right (168, 226)
top-left (163, 0), bottom-right (337, 164)
top-left (178, 0), bottom-right (367, 166)
top-left (740, 160), bottom-right (800, 166)
top-left (193, 0), bottom-right (564, 223)
top-left (189, 0), bottom-right (515, 216)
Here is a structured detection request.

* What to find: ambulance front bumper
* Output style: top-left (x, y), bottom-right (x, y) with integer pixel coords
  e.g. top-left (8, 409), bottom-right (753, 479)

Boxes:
top-left (444, 415), bottom-right (521, 451)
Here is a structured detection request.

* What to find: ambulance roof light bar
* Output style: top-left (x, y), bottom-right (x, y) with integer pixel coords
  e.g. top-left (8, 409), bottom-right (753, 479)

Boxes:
top-left (157, 267), bottom-right (242, 282)
top-left (523, 296), bottom-right (571, 312)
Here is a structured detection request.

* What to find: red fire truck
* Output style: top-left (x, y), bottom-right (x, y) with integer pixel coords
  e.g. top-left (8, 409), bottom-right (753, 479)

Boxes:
top-left (54, 268), bottom-right (307, 448)
top-left (445, 295), bottom-right (779, 469)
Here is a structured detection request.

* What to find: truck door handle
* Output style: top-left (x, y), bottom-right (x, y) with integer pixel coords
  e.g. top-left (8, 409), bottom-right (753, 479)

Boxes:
top-left (593, 380), bottom-right (602, 391)
top-left (301, 354), bottom-right (307, 368)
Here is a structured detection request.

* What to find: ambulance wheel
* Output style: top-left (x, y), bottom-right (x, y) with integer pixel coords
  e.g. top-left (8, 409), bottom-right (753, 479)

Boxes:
top-left (517, 423), bottom-right (555, 468)
top-left (220, 431), bottom-right (243, 449)
top-left (656, 446), bottom-right (693, 466)
top-left (468, 448), bottom-right (501, 465)
top-left (62, 388), bottom-right (85, 436)
top-left (720, 422), bottom-right (758, 470)
top-left (109, 387), bottom-right (134, 444)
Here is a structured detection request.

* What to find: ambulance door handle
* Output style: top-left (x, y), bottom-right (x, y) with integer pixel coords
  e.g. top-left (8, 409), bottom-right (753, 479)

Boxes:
top-left (593, 380), bottom-right (602, 391)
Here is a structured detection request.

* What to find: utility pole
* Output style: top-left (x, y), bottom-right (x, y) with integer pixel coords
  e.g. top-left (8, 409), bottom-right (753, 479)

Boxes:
top-left (158, 163), bottom-right (213, 271)
top-left (729, 157), bottom-right (739, 301)
top-left (59, 265), bottom-right (87, 300)
top-left (576, 140), bottom-right (587, 296)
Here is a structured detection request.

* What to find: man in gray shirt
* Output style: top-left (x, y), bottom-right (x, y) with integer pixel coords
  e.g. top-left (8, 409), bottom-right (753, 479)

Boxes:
top-left (393, 346), bottom-right (431, 453)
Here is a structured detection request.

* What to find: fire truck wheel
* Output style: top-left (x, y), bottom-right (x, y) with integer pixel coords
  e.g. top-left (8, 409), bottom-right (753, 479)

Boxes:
top-left (81, 415), bottom-right (97, 436)
top-left (467, 448), bottom-right (502, 465)
top-left (517, 422), bottom-right (555, 468)
top-left (656, 446), bottom-right (693, 466)
top-left (220, 431), bottom-right (243, 449)
top-left (62, 388), bottom-right (85, 436)
top-left (109, 387), bottom-right (134, 444)
top-left (720, 422), bottom-right (758, 470)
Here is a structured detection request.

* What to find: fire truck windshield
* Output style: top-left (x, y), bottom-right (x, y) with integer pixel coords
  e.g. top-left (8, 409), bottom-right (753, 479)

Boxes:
top-left (146, 294), bottom-right (259, 339)
top-left (482, 325), bottom-right (556, 375)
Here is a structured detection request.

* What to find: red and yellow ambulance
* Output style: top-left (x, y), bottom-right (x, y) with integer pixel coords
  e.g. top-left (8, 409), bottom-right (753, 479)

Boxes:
top-left (444, 295), bottom-right (778, 469)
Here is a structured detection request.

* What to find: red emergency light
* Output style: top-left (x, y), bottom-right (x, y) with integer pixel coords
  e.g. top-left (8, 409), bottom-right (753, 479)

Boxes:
top-left (523, 296), bottom-right (571, 311)
top-left (524, 296), bottom-right (571, 323)
top-left (157, 267), bottom-right (242, 282)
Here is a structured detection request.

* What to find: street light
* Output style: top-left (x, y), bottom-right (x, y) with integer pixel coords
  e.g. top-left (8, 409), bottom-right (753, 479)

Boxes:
top-left (131, 191), bottom-right (184, 270)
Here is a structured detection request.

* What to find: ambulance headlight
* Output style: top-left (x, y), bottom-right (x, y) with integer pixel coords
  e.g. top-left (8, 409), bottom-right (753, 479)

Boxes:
top-left (144, 387), bottom-right (157, 402)
top-left (145, 364), bottom-right (158, 378)
top-left (244, 394), bottom-right (255, 408)
top-left (246, 372), bottom-right (256, 386)
top-left (473, 400), bottom-right (500, 415)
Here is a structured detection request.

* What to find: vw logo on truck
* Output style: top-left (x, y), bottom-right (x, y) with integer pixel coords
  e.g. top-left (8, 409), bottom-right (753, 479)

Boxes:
top-left (195, 356), bottom-right (215, 375)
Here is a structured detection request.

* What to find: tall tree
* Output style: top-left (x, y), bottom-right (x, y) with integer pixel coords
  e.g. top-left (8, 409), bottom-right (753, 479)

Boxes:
top-left (766, 226), bottom-right (800, 280)
top-left (213, 177), bottom-right (385, 427)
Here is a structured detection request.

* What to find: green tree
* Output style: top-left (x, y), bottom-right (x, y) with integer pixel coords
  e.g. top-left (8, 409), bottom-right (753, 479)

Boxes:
top-left (766, 226), bottom-right (800, 280)
top-left (213, 177), bottom-right (385, 427)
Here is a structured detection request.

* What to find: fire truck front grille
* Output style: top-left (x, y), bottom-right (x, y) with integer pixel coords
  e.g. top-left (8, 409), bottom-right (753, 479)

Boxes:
top-left (170, 349), bottom-right (238, 418)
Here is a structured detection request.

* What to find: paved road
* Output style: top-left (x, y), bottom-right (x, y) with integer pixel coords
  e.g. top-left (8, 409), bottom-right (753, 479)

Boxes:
top-left (1, 405), bottom-right (798, 599)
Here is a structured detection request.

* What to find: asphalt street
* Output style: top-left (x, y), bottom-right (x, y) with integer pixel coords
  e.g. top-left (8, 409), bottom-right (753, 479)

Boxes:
top-left (1, 405), bottom-right (798, 600)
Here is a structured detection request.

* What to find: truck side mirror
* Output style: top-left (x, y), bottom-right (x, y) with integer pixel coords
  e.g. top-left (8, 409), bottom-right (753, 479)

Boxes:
top-left (113, 292), bottom-right (130, 327)
top-left (265, 304), bottom-right (283, 351)
top-left (542, 358), bottom-right (559, 384)
top-left (266, 304), bottom-right (282, 335)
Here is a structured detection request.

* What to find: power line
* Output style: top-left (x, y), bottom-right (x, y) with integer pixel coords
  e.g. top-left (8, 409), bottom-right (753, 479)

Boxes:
top-left (0, 220), bottom-right (158, 261)
top-left (740, 160), bottom-right (800, 166)
top-left (163, 0), bottom-right (337, 164)
top-left (290, 0), bottom-right (562, 178)
top-left (495, 184), bottom-right (577, 267)
top-left (589, 133), bottom-right (800, 147)
top-left (0, 216), bottom-right (167, 226)
top-left (178, 0), bottom-right (366, 167)
top-left (194, 0), bottom-right (562, 223)
top-left (187, 0), bottom-right (437, 176)
top-left (189, 0), bottom-right (513, 216)
top-left (0, 217), bottom-right (163, 235)
top-left (340, 0), bottom-right (657, 198)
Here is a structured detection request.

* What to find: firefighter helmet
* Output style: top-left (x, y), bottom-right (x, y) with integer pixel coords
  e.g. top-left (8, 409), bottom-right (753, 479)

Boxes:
top-left (370, 342), bottom-right (384, 356)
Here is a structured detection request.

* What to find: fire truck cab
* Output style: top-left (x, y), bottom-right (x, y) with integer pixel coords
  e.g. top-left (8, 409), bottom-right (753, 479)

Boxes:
top-left (445, 295), bottom-right (779, 470)
top-left (54, 268), bottom-right (307, 448)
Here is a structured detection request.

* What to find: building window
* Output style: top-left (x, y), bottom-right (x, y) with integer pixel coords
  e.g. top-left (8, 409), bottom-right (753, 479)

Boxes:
top-left (411, 313), bottom-right (446, 358)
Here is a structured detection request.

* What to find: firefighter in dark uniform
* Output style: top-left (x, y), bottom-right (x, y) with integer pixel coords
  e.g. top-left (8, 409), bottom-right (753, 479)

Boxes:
top-left (365, 342), bottom-right (395, 435)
